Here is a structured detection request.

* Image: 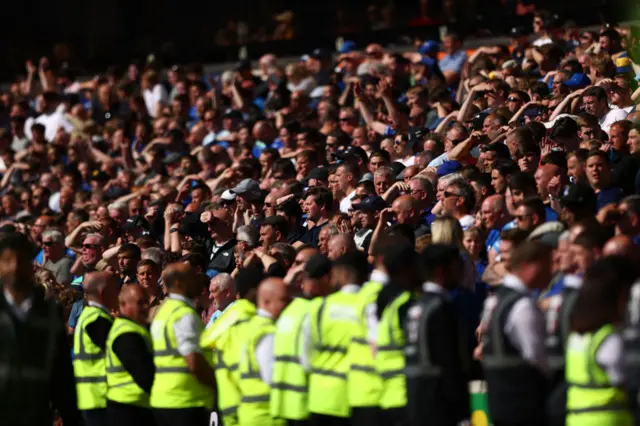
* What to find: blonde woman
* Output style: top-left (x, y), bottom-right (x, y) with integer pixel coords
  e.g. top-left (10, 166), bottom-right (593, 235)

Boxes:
top-left (431, 216), bottom-right (476, 290)
top-left (285, 63), bottom-right (316, 96)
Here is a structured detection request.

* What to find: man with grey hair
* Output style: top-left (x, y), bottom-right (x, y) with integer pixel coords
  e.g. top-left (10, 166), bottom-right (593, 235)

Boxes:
top-left (206, 273), bottom-right (237, 327)
top-left (374, 166), bottom-right (395, 196)
top-left (107, 202), bottom-right (128, 227)
top-left (236, 224), bottom-right (259, 264)
top-left (141, 247), bottom-right (164, 266)
top-left (42, 228), bottom-right (73, 285)
top-left (441, 178), bottom-right (477, 230)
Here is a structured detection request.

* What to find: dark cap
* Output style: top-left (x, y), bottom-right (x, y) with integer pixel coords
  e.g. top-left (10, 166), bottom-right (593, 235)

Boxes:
top-left (162, 152), bottom-right (182, 165)
top-left (332, 146), bottom-right (368, 163)
top-left (179, 213), bottom-right (209, 242)
top-left (560, 183), bottom-right (597, 210)
top-left (352, 195), bottom-right (387, 212)
top-left (510, 26), bottom-right (527, 38)
top-left (304, 253), bottom-right (332, 279)
top-left (235, 60), bottom-right (252, 72)
top-left (122, 215), bottom-right (150, 232)
top-left (468, 111), bottom-right (490, 131)
top-left (311, 48), bottom-right (331, 61)
top-left (389, 162), bottom-right (405, 178)
top-left (307, 167), bottom-right (329, 182)
top-left (223, 108), bottom-right (244, 120)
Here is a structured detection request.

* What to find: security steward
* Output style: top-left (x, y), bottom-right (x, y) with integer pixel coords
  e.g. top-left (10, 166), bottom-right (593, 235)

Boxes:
top-left (545, 274), bottom-right (582, 426)
top-left (106, 284), bottom-right (156, 426)
top-left (347, 237), bottom-right (399, 426)
top-left (375, 241), bottom-right (420, 426)
top-left (404, 245), bottom-right (470, 426)
top-left (307, 251), bottom-right (369, 426)
top-left (271, 254), bottom-right (333, 426)
top-left (150, 263), bottom-right (216, 426)
top-left (201, 264), bottom-right (262, 426)
top-left (238, 278), bottom-right (290, 426)
top-left (74, 271), bottom-right (120, 426)
top-left (0, 232), bottom-right (79, 426)
top-left (624, 275), bottom-right (640, 423)
top-left (481, 241), bottom-right (551, 426)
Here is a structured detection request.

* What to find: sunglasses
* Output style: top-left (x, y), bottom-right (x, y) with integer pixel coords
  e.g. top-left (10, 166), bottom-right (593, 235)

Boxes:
top-left (339, 117), bottom-right (353, 122)
top-left (444, 191), bottom-right (461, 198)
top-left (42, 241), bottom-right (56, 247)
top-left (514, 214), bottom-right (530, 221)
top-left (82, 244), bottom-right (100, 250)
top-left (507, 97), bottom-right (522, 102)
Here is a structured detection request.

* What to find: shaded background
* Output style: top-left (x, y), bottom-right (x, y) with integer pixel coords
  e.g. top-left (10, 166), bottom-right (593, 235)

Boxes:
top-left (0, 0), bottom-right (627, 81)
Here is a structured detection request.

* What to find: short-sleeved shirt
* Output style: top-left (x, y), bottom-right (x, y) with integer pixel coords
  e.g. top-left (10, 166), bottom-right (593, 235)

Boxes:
top-left (439, 50), bottom-right (468, 74)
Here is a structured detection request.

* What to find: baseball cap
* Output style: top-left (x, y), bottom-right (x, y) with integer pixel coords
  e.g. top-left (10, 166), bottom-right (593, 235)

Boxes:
top-left (235, 60), bottom-right (252, 72)
top-left (307, 167), bottom-right (329, 182)
top-left (560, 183), bottom-right (596, 209)
top-left (221, 189), bottom-right (237, 201)
top-left (304, 253), bottom-right (332, 279)
top-left (510, 26), bottom-right (527, 38)
top-left (615, 57), bottom-right (633, 75)
top-left (389, 162), bottom-right (405, 178)
top-left (122, 215), bottom-right (150, 232)
top-left (563, 73), bottom-right (591, 89)
top-left (223, 108), bottom-right (243, 120)
top-left (179, 213), bottom-right (209, 241)
top-left (231, 179), bottom-right (261, 195)
top-left (437, 160), bottom-right (463, 177)
top-left (339, 40), bottom-right (357, 54)
top-left (418, 40), bottom-right (440, 55)
top-left (311, 48), bottom-right (331, 61)
top-left (162, 152), bottom-right (182, 165)
top-left (352, 195), bottom-right (387, 212)
top-left (468, 111), bottom-right (490, 131)
top-left (332, 146), bottom-right (368, 163)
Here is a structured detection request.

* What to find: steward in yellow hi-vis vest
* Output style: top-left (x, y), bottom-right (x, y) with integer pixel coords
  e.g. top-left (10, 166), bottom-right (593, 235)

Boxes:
top-left (307, 251), bottom-right (369, 425)
top-left (105, 284), bottom-right (156, 426)
top-left (238, 277), bottom-right (289, 426)
top-left (150, 263), bottom-right (216, 426)
top-left (73, 271), bottom-right (119, 426)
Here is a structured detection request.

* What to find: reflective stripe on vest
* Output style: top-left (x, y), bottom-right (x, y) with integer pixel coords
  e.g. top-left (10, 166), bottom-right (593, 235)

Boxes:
top-left (376, 291), bottom-right (411, 409)
top-left (238, 315), bottom-right (282, 426)
top-left (73, 305), bottom-right (113, 410)
top-left (308, 292), bottom-right (359, 418)
top-left (201, 299), bottom-right (256, 425)
top-left (348, 281), bottom-right (383, 407)
top-left (566, 324), bottom-right (633, 426)
top-left (150, 298), bottom-right (213, 409)
top-left (106, 317), bottom-right (152, 407)
top-left (271, 298), bottom-right (310, 421)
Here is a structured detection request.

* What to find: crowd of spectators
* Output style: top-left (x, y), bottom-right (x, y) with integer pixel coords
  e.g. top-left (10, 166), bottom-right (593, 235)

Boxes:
top-left (0, 7), bottom-right (640, 397)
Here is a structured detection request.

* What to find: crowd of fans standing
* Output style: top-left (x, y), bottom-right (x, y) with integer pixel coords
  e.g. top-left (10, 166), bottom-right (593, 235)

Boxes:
top-left (2, 7), bottom-right (640, 426)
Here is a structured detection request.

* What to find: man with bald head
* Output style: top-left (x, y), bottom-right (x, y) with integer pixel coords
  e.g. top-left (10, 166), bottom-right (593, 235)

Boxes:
top-left (392, 195), bottom-right (419, 226)
top-left (482, 195), bottom-right (511, 256)
top-left (534, 164), bottom-right (562, 219)
top-left (74, 271), bottom-right (120, 426)
top-left (603, 235), bottom-right (636, 259)
top-left (327, 233), bottom-right (356, 260)
top-left (106, 284), bottom-right (155, 426)
top-left (238, 278), bottom-right (289, 426)
top-left (150, 263), bottom-right (215, 426)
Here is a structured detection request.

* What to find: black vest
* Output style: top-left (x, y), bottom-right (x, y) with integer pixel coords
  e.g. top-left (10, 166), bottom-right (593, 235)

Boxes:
top-left (545, 286), bottom-right (580, 375)
top-left (404, 290), bottom-right (470, 426)
top-left (482, 286), bottom-right (547, 424)
top-left (0, 289), bottom-right (64, 426)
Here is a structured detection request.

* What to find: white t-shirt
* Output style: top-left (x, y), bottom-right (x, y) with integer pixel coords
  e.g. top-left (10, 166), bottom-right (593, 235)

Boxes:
top-left (31, 111), bottom-right (74, 142)
top-left (459, 214), bottom-right (475, 230)
top-left (144, 84), bottom-right (169, 118)
top-left (339, 190), bottom-right (356, 214)
top-left (600, 108), bottom-right (629, 134)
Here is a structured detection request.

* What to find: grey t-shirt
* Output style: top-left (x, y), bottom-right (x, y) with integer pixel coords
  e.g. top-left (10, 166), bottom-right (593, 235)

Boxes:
top-left (44, 256), bottom-right (74, 286)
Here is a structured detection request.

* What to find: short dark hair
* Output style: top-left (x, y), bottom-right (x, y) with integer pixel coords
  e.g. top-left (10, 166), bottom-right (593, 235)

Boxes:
top-left (305, 187), bottom-right (333, 210)
top-left (118, 243), bottom-right (141, 260)
top-left (333, 251), bottom-right (369, 285)
top-left (271, 159), bottom-right (297, 179)
top-left (137, 258), bottom-right (160, 272)
top-left (583, 86), bottom-right (607, 101)
top-left (420, 244), bottom-right (461, 281)
top-left (180, 252), bottom-right (207, 272)
top-left (509, 240), bottom-right (550, 270)
top-left (261, 215), bottom-right (290, 237)
top-left (508, 172), bottom-right (537, 194)
top-left (586, 149), bottom-right (610, 164)
top-left (520, 197), bottom-right (546, 222)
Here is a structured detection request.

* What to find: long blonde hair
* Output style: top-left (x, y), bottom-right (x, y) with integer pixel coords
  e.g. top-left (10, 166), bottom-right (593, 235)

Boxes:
top-left (431, 216), bottom-right (465, 250)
